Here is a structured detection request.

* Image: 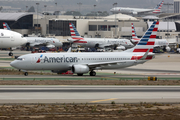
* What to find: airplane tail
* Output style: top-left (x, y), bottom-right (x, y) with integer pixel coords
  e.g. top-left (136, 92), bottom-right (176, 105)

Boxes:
top-left (69, 23), bottom-right (83, 40)
top-left (131, 23), bottom-right (140, 44)
top-left (153, 1), bottom-right (164, 14)
top-left (126, 21), bottom-right (159, 53)
top-left (3, 22), bottom-right (11, 30)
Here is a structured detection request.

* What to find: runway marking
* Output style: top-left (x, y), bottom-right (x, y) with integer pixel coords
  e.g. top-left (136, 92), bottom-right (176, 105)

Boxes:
top-left (90, 98), bottom-right (117, 103)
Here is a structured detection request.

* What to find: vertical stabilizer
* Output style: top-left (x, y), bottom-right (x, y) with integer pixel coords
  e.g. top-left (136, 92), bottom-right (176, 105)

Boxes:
top-left (3, 22), bottom-right (11, 30)
top-left (69, 23), bottom-right (83, 40)
top-left (153, 1), bottom-right (164, 14)
top-left (131, 23), bottom-right (140, 44)
top-left (126, 21), bottom-right (159, 53)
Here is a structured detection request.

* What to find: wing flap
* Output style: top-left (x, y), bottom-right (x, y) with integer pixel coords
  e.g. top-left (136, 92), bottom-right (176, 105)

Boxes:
top-left (88, 61), bottom-right (128, 67)
top-left (137, 9), bottom-right (154, 14)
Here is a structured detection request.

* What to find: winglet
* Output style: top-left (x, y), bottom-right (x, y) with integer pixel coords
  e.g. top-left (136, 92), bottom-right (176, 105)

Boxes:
top-left (139, 49), bottom-right (150, 60)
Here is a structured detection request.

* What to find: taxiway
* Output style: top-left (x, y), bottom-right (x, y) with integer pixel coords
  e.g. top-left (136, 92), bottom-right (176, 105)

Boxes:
top-left (0, 85), bottom-right (179, 104)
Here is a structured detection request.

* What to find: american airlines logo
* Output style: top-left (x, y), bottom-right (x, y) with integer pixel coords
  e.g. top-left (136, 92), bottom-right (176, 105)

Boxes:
top-left (36, 54), bottom-right (43, 63)
top-left (43, 56), bottom-right (78, 63)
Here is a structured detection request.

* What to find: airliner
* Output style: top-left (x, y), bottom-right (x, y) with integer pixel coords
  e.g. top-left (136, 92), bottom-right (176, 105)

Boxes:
top-left (110, 1), bottom-right (164, 15)
top-left (24, 37), bottom-right (63, 49)
top-left (10, 21), bottom-right (159, 76)
top-left (0, 29), bottom-right (27, 56)
top-left (3, 22), bottom-right (63, 49)
top-left (68, 23), bottom-right (134, 50)
top-left (131, 23), bottom-right (170, 51)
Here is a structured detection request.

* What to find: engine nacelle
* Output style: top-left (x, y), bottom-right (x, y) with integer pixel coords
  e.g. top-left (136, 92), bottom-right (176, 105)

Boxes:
top-left (72, 65), bottom-right (89, 74)
top-left (51, 70), bottom-right (68, 74)
top-left (116, 46), bottom-right (125, 50)
top-left (166, 46), bottom-right (171, 52)
top-left (47, 44), bottom-right (55, 48)
top-left (132, 12), bottom-right (138, 15)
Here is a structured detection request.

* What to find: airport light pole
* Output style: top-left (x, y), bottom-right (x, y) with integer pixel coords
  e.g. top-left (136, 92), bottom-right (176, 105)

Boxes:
top-left (94, 5), bottom-right (96, 18)
top-left (55, 2), bottom-right (57, 18)
top-left (164, 2), bottom-right (173, 38)
top-left (44, 5), bottom-right (47, 36)
top-left (36, 3), bottom-right (39, 35)
top-left (26, 6), bottom-right (28, 12)
top-left (77, 2), bottom-right (82, 18)
top-left (113, 2), bottom-right (117, 38)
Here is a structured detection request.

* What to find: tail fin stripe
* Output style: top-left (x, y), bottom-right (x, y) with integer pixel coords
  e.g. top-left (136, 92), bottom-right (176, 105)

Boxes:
top-left (146, 42), bottom-right (155, 45)
top-left (140, 39), bottom-right (149, 42)
top-left (138, 41), bottom-right (155, 44)
top-left (133, 49), bottom-right (153, 52)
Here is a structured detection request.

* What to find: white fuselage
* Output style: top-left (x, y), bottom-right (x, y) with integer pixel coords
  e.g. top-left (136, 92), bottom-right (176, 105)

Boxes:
top-left (25, 37), bottom-right (63, 47)
top-left (154, 39), bottom-right (168, 47)
top-left (110, 7), bottom-right (155, 14)
top-left (71, 38), bottom-right (134, 49)
top-left (0, 29), bottom-right (27, 48)
top-left (10, 52), bottom-right (150, 72)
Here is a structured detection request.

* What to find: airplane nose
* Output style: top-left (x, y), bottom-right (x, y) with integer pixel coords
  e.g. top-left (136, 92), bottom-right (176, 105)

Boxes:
top-left (21, 37), bottom-right (27, 45)
top-left (23, 38), bottom-right (27, 44)
top-left (10, 61), bottom-right (18, 69)
top-left (60, 42), bottom-right (63, 46)
top-left (10, 61), bottom-right (15, 67)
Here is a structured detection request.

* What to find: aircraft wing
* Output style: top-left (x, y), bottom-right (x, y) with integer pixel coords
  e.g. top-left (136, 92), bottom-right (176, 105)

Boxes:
top-left (30, 42), bottom-right (47, 47)
top-left (99, 44), bottom-right (116, 48)
top-left (67, 38), bottom-right (81, 43)
top-left (87, 49), bottom-right (150, 68)
top-left (136, 9), bottom-right (154, 14)
top-left (87, 60), bottom-right (130, 68)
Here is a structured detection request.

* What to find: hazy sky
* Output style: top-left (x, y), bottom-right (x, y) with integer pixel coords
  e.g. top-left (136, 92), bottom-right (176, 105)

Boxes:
top-left (0, 0), bottom-right (174, 14)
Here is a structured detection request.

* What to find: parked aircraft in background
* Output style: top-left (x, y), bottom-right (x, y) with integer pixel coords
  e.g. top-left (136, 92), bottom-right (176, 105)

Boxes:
top-left (67, 23), bottom-right (134, 50)
top-left (3, 22), bottom-right (63, 50)
top-left (131, 23), bottom-right (171, 52)
top-left (110, 1), bottom-right (164, 15)
top-left (10, 21), bottom-right (159, 76)
top-left (24, 37), bottom-right (63, 49)
top-left (0, 29), bottom-right (27, 56)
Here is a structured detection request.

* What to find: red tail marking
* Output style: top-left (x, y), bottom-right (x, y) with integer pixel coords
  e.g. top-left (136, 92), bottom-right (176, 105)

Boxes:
top-left (133, 49), bottom-right (153, 52)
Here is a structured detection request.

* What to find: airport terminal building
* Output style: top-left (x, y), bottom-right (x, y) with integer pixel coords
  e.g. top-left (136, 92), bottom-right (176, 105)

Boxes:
top-left (1, 12), bottom-right (180, 45)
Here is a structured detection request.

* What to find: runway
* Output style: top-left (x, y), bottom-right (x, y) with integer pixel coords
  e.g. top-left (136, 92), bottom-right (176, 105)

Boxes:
top-left (0, 85), bottom-right (179, 104)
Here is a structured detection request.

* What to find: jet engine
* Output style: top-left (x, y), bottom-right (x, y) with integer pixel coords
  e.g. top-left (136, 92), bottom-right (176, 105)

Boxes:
top-left (72, 65), bottom-right (89, 74)
top-left (132, 12), bottom-right (138, 15)
top-left (166, 46), bottom-right (171, 52)
top-left (47, 44), bottom-right (55, 48)
top-left (116, 46), bottom-right (125, 50)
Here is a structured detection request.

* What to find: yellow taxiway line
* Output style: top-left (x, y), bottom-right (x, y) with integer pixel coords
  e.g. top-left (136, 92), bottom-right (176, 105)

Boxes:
top-left (90, 98), bottom-right (117, 103)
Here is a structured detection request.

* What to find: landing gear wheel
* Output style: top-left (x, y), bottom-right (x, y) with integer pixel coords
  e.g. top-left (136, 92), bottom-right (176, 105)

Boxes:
top-left (90, 71), bottom-right (96, 76)
top-left (77, 73), bottom-right (83, 76)
top-left (9, 52), bottom-right (13, 56)
top-left (24, 72), bottom-right (28, 76)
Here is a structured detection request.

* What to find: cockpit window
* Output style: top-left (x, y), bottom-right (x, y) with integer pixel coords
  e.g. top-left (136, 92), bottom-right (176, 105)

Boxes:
top-left (17, 58), bottom-right (24, 61)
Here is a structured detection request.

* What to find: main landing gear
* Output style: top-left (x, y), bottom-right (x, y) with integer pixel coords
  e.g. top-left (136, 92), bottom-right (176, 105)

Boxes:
top-left (24, 72), bottom-right (28, 76)
top-left (9, 51), bottom-right (13, 56)
top-left (8, 48), bottom-right (13, 56)
top-left (77, 73), bottom-right (83, 76)
top-left (89, 71), bottom-right (96, 76)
